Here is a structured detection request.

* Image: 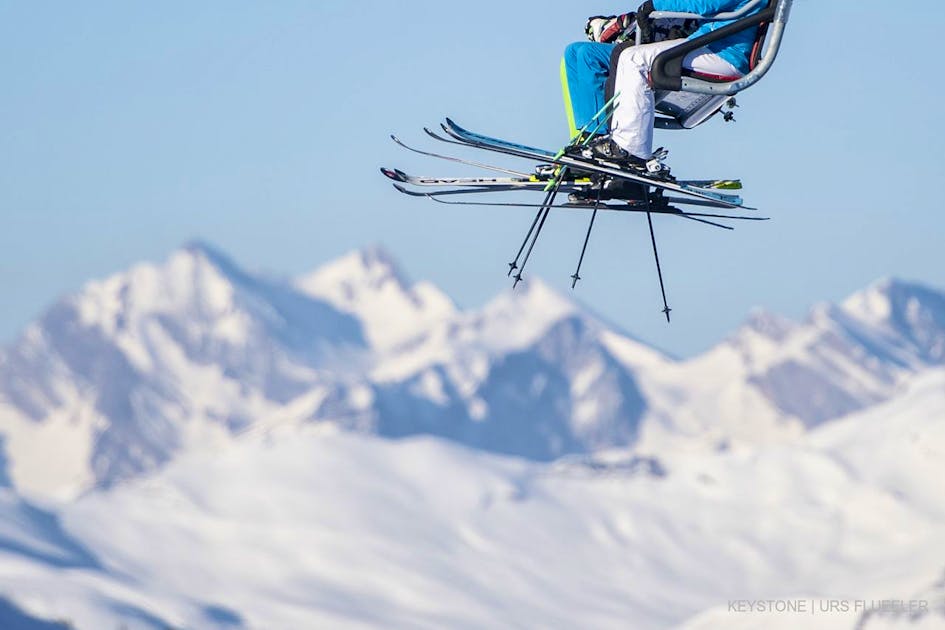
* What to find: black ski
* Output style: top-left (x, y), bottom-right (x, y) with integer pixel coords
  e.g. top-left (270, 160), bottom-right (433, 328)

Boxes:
top-left (421, 195), bottom-right (768, 230)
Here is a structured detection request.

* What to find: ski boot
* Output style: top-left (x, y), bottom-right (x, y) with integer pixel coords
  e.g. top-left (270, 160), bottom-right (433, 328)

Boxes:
top-left (565, 136), bottom-right (676, 182)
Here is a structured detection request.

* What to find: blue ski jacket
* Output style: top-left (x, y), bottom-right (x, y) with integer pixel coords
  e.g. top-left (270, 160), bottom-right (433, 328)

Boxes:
top-left (652, 0), bottom-right (762, 74)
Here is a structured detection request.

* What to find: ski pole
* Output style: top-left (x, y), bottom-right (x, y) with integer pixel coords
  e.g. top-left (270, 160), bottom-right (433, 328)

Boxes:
top-left (642, 191), bottom-right (672, 322)
top-left (562, 91), bottom-right (621, 153)
top-left (513, 92), bottom-right (621, 276)
top-left (544, 93), bottom-right (620, 192)
top-left (571, 187), bottom-right (604, 289)
top-left (513, 175), bottom-right (568, 289)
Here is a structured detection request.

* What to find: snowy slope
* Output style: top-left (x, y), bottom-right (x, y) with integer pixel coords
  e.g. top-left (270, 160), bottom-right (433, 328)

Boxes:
top-left (0, 599), bottom-right (73, 630)
top-left (857, 572), bottom-right (945, 630)
top-left (0, 454), bottom-right (176, 629)
top-left (676, 368), bottom-right (945, 629)
top-left (0, 370), bottom-right (940, 629)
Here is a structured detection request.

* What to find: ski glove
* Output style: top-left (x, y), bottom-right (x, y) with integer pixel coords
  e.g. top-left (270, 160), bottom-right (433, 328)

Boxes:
top-left (636, 0), bottom-right (656, 44)
top-left (585, 13), bottom-right (634, 43)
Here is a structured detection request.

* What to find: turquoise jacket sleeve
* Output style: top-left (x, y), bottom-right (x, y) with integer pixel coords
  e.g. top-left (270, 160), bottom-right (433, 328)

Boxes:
top-left (651, 0), bottom-right (745, 14)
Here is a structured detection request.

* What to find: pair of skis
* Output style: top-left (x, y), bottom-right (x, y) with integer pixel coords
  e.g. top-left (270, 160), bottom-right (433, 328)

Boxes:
top-left (382, 118), bottom-right (768, 322)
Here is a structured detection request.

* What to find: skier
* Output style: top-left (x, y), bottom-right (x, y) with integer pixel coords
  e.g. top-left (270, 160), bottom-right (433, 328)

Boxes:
top-left (562, 0), bottom-right (764, 170)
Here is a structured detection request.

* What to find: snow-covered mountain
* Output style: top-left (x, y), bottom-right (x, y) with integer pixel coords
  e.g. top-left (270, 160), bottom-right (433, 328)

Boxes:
top-left (636, 279), bottom-right (945, 453)
top-left (1, 243), bottom-right (944, 628)
top-left (1, 243), bottom-right (944, 499)
top-left (0, 242), bottom-right (368, 497)
top-left (0, 244), bottom-right (663, 496)
top-left (0, 369), bottom-right (942, 629)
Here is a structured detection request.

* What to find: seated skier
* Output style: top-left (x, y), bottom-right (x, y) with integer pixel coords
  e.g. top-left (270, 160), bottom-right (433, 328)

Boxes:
top-left (561, 0), bottom-right (763, 171)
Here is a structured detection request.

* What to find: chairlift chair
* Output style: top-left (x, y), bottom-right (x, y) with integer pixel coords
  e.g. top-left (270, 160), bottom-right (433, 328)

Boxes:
top-left (647, 0), bottom-right (793, 130)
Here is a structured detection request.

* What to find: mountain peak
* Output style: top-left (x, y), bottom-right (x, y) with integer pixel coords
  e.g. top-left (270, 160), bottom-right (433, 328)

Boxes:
top-left (840, 277), bottom-right (945, 364)
top-left (296, 246), bottom-right (455, 350)
top-left (297, 244), bottom-right (410, 297)
top-left (469, 278), bottom-right (581, 352)
top-left (482, 277), bottom-right (576, 320)
top-left (358, 243), bottom-right (401, 274)
top-left (46, 242), bottom-right (369, 372)
top-left (843, 277), bottom-right (945, 321)
top-left (741, 308), bottom-right (798, 342)
top-left (171, 239), bottom-right (252, 286)
top-left (181, 239), bottom-right (225, 258)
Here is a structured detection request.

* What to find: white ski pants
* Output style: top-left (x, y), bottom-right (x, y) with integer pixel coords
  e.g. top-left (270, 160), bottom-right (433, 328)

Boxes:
top-left (611, 39), bottom-right (741, 159)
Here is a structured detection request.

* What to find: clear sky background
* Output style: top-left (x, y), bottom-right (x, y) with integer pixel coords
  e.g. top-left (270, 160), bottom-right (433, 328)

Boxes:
top-left (1, 0), bottom-right (943, 357)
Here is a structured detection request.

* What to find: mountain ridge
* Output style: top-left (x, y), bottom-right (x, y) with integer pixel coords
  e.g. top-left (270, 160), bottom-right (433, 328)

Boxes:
top-left (1, 242), bottom-right (944, 498)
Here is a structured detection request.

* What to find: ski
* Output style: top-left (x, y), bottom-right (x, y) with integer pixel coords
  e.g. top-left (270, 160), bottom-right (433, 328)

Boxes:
top-left (423, 195), bottom-right (767, 224)
top-left (392, 184), bottom-right (528, 197)
top-left (441, 116), bottom-right (746, 206)
top-left (382, 168), bottom-right (739, 193)
top-left (680, 179), bottom-right (742, 191)
top-left (390, 180), bottom-right (743, 211)
top-left (441, 118), bottom-right (751, 209)
top-left (385, 169), bottom-right (744, 211)
top-left (390, 135), bottom-right (533, 178)
top-left (381, 168), bottom-right (592, 189)
top-left (391, 182), bottom-right (591, 198)
top-left (416, 129), bottom-right (743, 192)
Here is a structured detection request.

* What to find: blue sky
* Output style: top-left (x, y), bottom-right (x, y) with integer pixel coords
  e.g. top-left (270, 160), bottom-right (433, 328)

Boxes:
top-left (2, 0), bottom-right (943, 357)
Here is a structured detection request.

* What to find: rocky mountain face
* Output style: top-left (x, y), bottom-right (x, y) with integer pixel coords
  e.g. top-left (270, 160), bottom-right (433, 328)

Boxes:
top-left (1, 243), bottom-right (943, 498)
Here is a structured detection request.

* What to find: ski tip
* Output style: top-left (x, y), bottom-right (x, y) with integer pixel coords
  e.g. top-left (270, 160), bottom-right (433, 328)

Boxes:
top-left (380, 168), bottom-right (407, 183)
top-left (705, 180), bottom-right (742, 191)
top-left (391, 183), bottom-right (425, 197)
top-left (390, 135), bottom-right (412, 150)
top-left (391, 183), bottom-right (436, 200)
top-left (424, 127), bottom-right (449, 143)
